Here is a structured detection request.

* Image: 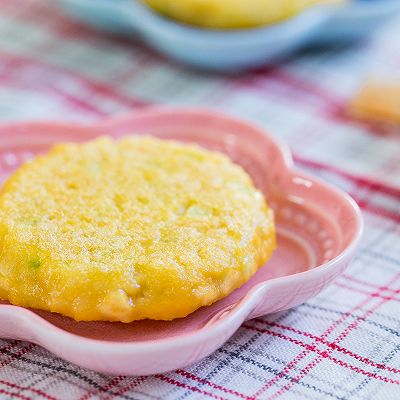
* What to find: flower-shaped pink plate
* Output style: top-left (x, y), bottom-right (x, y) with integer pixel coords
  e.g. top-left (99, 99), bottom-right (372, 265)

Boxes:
top-left (0, 108), bottom-right (362, 376)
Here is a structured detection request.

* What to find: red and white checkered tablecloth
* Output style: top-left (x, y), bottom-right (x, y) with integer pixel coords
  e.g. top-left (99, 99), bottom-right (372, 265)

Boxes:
top-left (0, 1), bottom-right (400, 399)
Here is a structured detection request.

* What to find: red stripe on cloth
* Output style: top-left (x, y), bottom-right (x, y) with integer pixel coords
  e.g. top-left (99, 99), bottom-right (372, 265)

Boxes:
top-left (0, 341), bottom-right (20, 363)
top-left (0, 343), bottom-right (35, 368)
top-left (335, 282), bottom-right (400, 303)
top-left (265, 301), bottom-right (365, 388)
top-left (234, 67), bottom-right (344, 113)
top-left (328, 104), bottom-right (400, 138)
top-left (46, 87), bottom-right (107, 117)
top-left (294, 155), bottom-right (400, 199)
top-left (0, 72), bottom-right (107, 118)
top-left (0, 379), bottom-right (57, 400)
top-left (175, 370), bottom-right (249, 399)
top-left (353, 197), bottom-right (400, 223)
top-left (103, 376), bottom-right (148, 400)
top-left (265, 272), bottom-right (400, 399)
top-left (155, 374), bottom-right (228, 400)
top-left (293, 154), bottom-right (400, 221)
top-left (79, 376), bottom-right (126, 400)
top-left (252, 271), bottom-right (400, 398)
top-left (0, 52), bottom-right (151, 111)
top-left (0, 388), bottom-right (31, 400)
top-left (342, 274), bottom-right (399, 292)
top-left (242, 325), bottom-right (400, 385)
top-left (252, 319), bottom-right (400, 374)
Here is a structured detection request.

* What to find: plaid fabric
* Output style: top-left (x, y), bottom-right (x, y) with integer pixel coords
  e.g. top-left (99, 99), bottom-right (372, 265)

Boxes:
top-left (0, 1), bottom-right (399, 399)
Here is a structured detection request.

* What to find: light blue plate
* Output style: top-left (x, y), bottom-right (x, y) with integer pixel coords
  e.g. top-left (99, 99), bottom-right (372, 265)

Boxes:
top-left (56, 0), bottom-right (400, 71)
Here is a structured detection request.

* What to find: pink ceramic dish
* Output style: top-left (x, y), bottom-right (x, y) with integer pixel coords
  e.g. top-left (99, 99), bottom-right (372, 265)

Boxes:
top-left (0, 108), bottom-right (362, 376)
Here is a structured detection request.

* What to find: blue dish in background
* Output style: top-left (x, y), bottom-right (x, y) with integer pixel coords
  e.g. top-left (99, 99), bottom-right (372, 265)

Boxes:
top-left (55, 0), bottom-right (400, 71)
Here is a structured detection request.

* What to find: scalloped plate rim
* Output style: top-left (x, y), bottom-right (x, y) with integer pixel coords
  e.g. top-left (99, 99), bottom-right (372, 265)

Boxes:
top-left (0, 108), bottom-right (363, 374)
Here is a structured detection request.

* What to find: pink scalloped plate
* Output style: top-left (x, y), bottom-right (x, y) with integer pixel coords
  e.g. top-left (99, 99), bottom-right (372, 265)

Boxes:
top-left (0, 108), bottom-right (362, 376)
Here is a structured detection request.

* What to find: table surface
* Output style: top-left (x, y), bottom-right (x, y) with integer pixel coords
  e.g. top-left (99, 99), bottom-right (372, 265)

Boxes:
top-left (0, 1), bottom-right (399, 399)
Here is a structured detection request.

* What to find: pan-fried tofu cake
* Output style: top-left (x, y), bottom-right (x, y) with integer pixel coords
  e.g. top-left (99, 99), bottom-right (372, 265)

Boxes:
top-left (0, 137), bottom-right (275, 322)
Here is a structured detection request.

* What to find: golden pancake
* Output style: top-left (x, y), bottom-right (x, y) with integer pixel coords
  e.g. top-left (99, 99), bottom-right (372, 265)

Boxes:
top-left (0, 137), bottom-right (275, 322)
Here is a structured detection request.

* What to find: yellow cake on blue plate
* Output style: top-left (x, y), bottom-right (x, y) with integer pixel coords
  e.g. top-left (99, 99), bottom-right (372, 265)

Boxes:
top-left (143, 0), bottom-right (342, 29)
